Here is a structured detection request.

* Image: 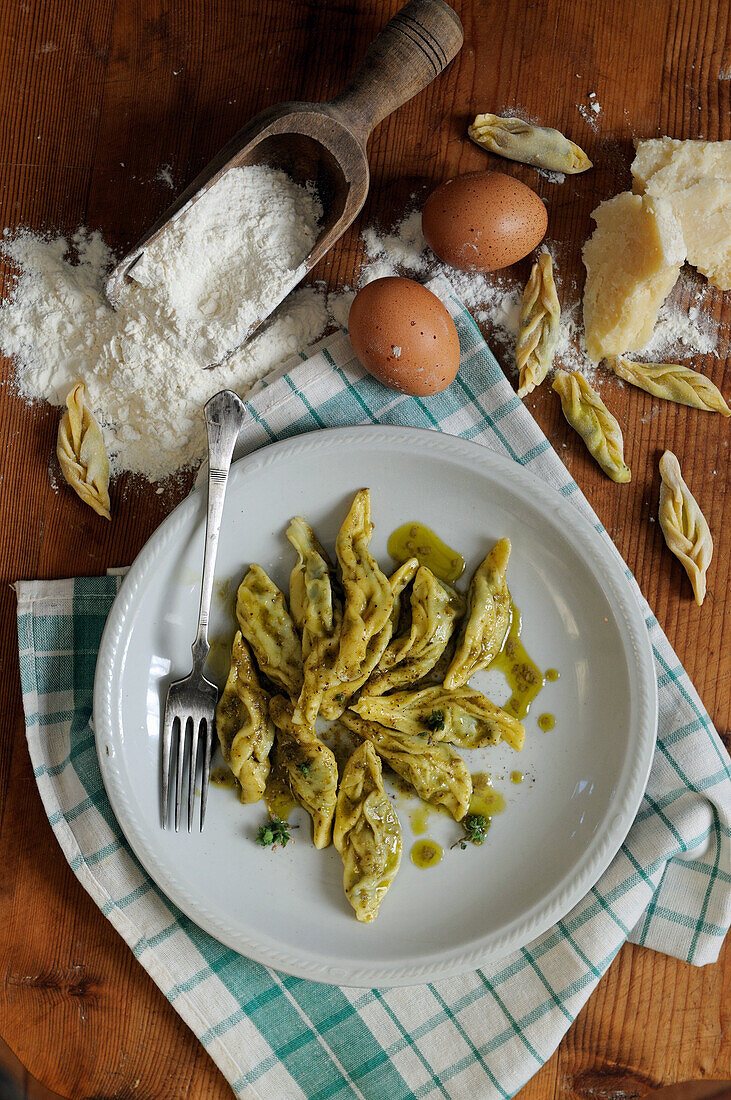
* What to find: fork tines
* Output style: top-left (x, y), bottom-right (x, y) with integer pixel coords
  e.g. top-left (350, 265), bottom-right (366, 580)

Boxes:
top-left (161, 689), bottom-right (215, 832)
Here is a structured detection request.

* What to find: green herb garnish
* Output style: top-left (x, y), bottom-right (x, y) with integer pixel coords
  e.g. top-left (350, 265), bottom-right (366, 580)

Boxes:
top-left (334, 692), bottom-right (346, 705)
top-left (298, 763), bottom-right (310, 777)
top-left (424, 709), bottom-right (445, 733)
top-left (256, 817), bottom-right (295, 849)
top-left (451, 813), bottom-right (490, 850)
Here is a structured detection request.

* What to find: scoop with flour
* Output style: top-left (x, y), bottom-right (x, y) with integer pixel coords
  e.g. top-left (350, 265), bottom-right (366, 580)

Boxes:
top-left (127, 166), bottom-right (323, 371)
top-left (106, 0), bottom-right (463, 365)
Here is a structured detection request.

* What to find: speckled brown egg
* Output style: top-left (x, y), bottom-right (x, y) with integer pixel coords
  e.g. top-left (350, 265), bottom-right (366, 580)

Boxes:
top-left (348, 277), bottom-right (460, 396)
top-left (421, 170), bottom-right (548, 272)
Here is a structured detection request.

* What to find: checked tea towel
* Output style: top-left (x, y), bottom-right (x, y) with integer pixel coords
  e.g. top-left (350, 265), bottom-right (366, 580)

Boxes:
top-left (16, 276), bottom-right (731, 1100)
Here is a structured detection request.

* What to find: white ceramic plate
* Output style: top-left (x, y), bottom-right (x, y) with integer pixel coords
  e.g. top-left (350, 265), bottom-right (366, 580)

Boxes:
top-left (94, 426), bottom-right (657, 987)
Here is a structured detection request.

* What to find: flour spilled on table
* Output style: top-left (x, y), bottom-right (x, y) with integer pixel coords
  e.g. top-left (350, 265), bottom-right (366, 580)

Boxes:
top-left (154, 164), bottom-right (175, 189)
top-left (576, 92), bottom-right (602, 129)
top-left (0, 166), bottom-right (326, 481)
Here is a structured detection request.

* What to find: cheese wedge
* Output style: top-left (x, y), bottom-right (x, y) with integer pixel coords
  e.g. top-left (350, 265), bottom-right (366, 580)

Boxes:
top-left (582, 192), bottom-right (684, 362)
top-left (632, 137), bottom-right (731, 192)
top-left (632, 138), bottom-right (731, 289)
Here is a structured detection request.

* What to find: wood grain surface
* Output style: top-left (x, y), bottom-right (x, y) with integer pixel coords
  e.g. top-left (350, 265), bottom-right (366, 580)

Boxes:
top-left (0, 0), bottom-right (728, 1097)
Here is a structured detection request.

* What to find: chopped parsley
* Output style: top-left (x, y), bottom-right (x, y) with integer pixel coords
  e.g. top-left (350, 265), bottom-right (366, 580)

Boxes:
top-left (451, 813), bottom-right (490, 850)
top-left (256, 817), bottom-right (295, 849)
top-left (297, 763), bottom-right (310, 777)
top-left (423, 709), bottom-right (445, 733)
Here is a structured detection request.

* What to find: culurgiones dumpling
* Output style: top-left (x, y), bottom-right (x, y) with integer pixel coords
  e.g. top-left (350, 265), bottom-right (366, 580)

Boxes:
top-left (340, 711), bottom-right (472, 821)
top-left (552, 371), bottom-right (631, 484)
top-left (269, 695), bottom-right (338, 849)
top-left (215, 632), bottom-right (276, 803)
top-left (444, 538), bottom-right (512, 689)
top-left (56, 382), bottom-right (111, 520)
top-left (608, 356), bottom-right (730, 417)
top-left (351, 684), bottom-right (525, 752)
top-left (319, 558), bottom-right (418, 721)
top-left (384, 557), bottom-right (420, 642)
top-left (236, 565), bottom-right (303, 698)
top-left (287, 516), bottom-right (338, 649)
top-left (468, 113), bottom-right (592, 174)
top-left (333, 741), bottom-right (403, 922)
top-left (287, 517), bottom-right (343, 726)
top-left (365, 566), bottom-right (464, 696)
top-left (411, 632), bottom-right (457, 688)
top-left (658, 450), bottom-right (713, 605)
top-left (335, 490), bottom-right (394, 680)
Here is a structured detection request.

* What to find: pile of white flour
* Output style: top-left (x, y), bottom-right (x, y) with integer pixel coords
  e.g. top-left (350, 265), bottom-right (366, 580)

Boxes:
top-left (0, 166), bottom-right (325, 481)
top-left (130, 166), bottom-right (322, 368)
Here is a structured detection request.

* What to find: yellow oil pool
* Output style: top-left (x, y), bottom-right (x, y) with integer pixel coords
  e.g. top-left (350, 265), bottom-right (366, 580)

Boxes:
top-left (387, 523), bottom-right (465, 583)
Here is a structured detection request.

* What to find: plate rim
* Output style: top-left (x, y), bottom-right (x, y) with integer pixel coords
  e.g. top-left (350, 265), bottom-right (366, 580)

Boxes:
top-left (94, 424), bottom-right (657, 986)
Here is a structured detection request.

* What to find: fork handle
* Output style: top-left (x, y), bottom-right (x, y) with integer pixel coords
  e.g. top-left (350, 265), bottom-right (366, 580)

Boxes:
top-left (192, 390), bottom-right (246, 669)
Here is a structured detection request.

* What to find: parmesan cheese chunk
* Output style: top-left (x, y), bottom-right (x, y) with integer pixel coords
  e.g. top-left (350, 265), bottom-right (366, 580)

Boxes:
top-left (632, 137), bottom-right (731, 192)
top-left (582, 192), bottom-right (684, 362)
top-left (632, 137), bottom-right (731, 289)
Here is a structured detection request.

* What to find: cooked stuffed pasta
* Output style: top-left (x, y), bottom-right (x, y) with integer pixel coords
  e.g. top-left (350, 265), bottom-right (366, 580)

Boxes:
top-left (215, 632), bottom-right (275, 803)
top-left (269, 695), bottom-right (338, 849)
top-left (319, 558), bottom-right (416, 721)
top-left (333, 741), bottom-right (402, 922)
top-left (352, 684), bottom-right (525, 752)
top-left (335, 489), bottom-right (394, 680)
top-left (365, 566), bottom-right (463, 696)
top-left (287, 517), bottom-right (343, 727)
top-left (236, 565), bottom-right (303, 697)
top-left (341, 711), bottom-right (472, 821)
top-left (444, 538), bottom-right (512, 689)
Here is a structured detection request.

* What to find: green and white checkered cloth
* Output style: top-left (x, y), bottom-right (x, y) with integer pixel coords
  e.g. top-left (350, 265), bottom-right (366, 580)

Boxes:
top-left (16, 276), bottom-right (730, 1100)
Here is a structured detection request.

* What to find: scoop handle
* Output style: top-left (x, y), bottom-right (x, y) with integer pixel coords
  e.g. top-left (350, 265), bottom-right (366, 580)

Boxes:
top-left (330, 0), bottom-right (463, 141)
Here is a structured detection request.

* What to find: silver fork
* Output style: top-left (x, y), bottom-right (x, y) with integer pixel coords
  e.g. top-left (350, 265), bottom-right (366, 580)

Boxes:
top-left (161, 389), bottom-right (246, 831)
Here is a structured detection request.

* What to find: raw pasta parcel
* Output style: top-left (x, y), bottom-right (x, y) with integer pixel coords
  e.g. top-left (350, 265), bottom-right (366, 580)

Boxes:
top-left (608, 357), bottom-right (730, 416)
top-left (553, 370), bottom-right (631, 484)
top-left (56, 382), bottom-right (111, 520)
top-left (516, 252), bottom-right (561, 399)
top-left (658, 450), bottom-right (713, 606)
top-left (468, 114), bottom-right (592, 174)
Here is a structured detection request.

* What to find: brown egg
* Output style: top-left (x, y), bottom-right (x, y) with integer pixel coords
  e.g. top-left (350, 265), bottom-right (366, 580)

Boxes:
top-left (348, 277), bottom-right (460, 396)
top-left (421, 170), bottom-right (548, 272)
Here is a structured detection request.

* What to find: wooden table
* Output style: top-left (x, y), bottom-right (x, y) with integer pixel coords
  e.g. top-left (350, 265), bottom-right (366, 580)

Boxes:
top-left (0, 0), bottom-right (728, 1096)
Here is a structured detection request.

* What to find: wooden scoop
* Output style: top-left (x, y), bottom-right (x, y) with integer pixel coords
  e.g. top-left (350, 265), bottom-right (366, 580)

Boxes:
top-left (106, 0), bottom-right (463, 358)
